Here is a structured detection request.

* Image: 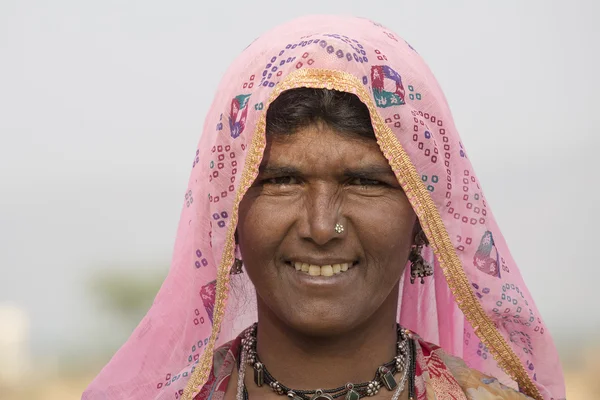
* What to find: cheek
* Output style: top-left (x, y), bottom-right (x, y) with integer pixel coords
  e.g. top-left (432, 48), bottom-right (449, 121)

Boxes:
top-left (237, 194), bottom-right (294, 270)
top-left (353, 198), bottom-right (416, 265)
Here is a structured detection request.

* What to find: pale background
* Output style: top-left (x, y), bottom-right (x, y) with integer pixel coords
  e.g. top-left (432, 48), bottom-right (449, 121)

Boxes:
top-left (0, 0), bottom-right (598, 398)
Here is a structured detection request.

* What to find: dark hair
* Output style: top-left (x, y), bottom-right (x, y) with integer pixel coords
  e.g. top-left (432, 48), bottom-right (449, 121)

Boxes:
top-left (265, 88), bottom-right (375, 139)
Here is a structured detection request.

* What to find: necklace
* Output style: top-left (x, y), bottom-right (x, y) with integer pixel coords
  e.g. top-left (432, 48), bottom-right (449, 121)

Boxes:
top-left (236, 323), bottom-right (416, 400)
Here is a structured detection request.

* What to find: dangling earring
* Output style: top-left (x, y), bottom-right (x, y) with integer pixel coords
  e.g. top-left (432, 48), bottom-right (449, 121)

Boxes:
top-left (409, 231), bottom-right (433, 284)
top-left (230, 257), bottom-right (243, 275)
top-left (230, 232), bottom-right (243, 275)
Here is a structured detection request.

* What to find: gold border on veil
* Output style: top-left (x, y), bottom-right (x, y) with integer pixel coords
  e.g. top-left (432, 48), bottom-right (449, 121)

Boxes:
top-left (183, 69), bottom-right (542, 400)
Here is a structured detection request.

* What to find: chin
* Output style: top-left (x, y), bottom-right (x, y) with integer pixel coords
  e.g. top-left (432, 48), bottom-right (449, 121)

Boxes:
top-left (289, 318), bottom-right (353, 337)
top-left (276, 301), bottom-right (365, 337)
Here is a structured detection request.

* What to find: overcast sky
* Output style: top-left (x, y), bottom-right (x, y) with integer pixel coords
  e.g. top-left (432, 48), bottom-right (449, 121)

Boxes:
top-left (1, 0), bottom-right (598, 358)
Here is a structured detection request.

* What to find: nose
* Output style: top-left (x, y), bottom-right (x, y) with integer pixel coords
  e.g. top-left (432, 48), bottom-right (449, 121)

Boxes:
top-left (298, 183), bottom-right (344, 246)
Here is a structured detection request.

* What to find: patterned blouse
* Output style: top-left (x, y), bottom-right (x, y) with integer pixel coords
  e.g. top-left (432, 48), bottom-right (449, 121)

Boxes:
top-left (193, 331), bottom-right (533, 400)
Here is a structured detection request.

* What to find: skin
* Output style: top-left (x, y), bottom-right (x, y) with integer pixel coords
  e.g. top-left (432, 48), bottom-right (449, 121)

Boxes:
top-left (228, 122), bottom-right (418, 399)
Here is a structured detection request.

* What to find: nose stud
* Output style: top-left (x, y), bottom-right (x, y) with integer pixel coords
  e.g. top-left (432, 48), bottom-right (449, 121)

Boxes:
top-left (334, 223), bottom-right (344, 235)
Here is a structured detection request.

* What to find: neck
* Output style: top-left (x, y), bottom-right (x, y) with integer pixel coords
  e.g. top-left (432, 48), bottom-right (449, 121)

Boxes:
top-left (252, 284), bottom-right (400, 390)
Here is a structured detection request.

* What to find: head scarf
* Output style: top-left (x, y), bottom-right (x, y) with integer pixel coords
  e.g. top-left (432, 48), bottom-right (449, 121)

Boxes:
top-left (83, 15), bottom-right (565, 400)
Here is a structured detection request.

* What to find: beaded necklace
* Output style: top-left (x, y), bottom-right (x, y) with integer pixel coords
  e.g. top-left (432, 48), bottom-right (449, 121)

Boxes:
top-left (235, 324), bottom-right (416, 400)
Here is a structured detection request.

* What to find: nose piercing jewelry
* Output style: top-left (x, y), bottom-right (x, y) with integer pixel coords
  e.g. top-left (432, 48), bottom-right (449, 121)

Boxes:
top-left (334, 223), bottom-right (344, 234)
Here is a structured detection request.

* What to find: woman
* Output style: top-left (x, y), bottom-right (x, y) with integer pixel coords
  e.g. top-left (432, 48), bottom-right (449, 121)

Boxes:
top-left (83, 15), bottom-right (565, 400)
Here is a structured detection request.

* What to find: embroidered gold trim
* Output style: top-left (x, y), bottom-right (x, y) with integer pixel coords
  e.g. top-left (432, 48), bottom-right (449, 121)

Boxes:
top-left (181, 87), bottom-right (268, 400)
top-left (184, 68), bottom-right (542, 400)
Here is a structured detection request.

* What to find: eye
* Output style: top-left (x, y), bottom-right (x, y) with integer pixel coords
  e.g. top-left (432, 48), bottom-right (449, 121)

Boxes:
top-left (263, 176), bottom-right (299, 186)
top-left (349, 178), bottom-right (385, 187)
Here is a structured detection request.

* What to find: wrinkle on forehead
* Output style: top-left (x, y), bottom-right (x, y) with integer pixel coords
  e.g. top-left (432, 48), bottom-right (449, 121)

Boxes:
top-left (263, 123), bottom-right (391, 177)
top-left (268, 119), bottom-right (377, 144)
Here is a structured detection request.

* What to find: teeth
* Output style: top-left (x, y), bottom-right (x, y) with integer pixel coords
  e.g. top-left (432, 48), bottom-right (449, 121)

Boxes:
top-left (321, 265), bottom-right (333, 277)
top-left (308, 265), bottom-right (321, 276)
top-left (293, 262), bottom-right (352, 276)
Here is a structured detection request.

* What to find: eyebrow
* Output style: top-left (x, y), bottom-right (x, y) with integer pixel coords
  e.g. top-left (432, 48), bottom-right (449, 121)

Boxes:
top-left (258, 164), bottom-right (301, 176)
top-left (258, 164), bottom-right (396, 179)
top-left (342, 165), bottom-right (396, 179)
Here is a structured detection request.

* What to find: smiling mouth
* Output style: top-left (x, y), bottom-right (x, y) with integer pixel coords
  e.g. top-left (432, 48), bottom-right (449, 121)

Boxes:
top-left (285, 261), bottom-right (357, 277)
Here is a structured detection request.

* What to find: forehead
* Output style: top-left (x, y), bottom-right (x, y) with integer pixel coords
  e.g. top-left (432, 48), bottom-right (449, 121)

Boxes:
top-left (263, 123), bottom-right (390, 170)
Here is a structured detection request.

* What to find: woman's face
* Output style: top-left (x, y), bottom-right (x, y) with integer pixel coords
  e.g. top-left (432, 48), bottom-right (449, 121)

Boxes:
top-left (238, 122), bottom-right (417, 336)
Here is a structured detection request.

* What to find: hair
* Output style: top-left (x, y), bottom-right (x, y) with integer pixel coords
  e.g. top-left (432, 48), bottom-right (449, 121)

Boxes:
top-left (265, 88), bottom-right (376, 139)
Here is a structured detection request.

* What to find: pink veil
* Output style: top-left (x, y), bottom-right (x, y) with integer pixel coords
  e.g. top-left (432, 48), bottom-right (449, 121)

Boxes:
top-left (83, 15), bottom-right (565, 400)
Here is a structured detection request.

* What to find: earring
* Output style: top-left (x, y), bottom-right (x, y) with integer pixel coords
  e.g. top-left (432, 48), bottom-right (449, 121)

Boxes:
top-left (409, 231), bottom-right (433, 284)
top-left (230, 242), bottom-right (243, 275)
top-left (230, 258), bottom-right (243, 275)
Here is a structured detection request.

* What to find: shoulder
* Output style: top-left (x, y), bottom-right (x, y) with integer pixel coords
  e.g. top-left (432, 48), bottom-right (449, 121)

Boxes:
top-left (213, 336), bottom-right (242, 374)
top-left (421, 339), bottom-right (534, 399)
top-left (193, 338), bottom-right (241, 400)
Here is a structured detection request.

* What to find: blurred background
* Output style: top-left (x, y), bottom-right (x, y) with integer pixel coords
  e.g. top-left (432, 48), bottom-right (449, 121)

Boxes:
top-left (0, 1), bottom-right (598, 398)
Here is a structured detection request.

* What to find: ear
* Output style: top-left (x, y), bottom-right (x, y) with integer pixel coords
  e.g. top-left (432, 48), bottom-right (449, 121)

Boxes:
top-left (411, 218), bottom-right (422, 244)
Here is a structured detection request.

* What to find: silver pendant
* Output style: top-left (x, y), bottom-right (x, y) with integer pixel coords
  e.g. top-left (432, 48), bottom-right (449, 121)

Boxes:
top-left (287, 391), bottom-right (303, 400)
top-left (253, 362), bottom-right (264, 387)
top-left (379, 366), bottom-right (398, 391)
top-left (311, 389), bottom-right (334, 400)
